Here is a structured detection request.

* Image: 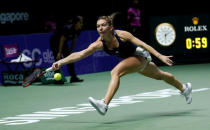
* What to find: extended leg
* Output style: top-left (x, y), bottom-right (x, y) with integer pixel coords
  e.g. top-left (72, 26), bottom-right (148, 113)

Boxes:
top-left (140, 62), bottom-right (192, 104)
top-left (139, 62), bottom-right (184, 92)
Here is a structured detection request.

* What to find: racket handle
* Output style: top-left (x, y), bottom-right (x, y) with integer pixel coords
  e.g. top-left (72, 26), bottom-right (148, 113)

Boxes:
top-left (45, 67), bottom-right (53, 72)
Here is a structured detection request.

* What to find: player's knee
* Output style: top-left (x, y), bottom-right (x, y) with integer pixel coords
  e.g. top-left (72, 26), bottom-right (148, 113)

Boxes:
top-left (111, 70), bottom-right (119, 77)
top-left (111, 69), bottom-right (117, 77)
top-left (111, 69), bottom-right (123, 78)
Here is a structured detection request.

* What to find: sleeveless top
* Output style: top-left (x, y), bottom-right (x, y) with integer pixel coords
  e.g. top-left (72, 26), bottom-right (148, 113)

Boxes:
top-left (101, 32), bottom-right (137, 58)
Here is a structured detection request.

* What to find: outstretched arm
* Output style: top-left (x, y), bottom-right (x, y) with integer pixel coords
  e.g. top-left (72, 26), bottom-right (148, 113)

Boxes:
top-left (52, 41), bottom-right (102, 70)
top-left (122, 31), bottom-right (173, 66)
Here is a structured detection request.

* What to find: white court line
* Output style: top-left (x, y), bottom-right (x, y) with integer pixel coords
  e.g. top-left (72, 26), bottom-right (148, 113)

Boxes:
top-left (0, 88), bottom-right (209, 126)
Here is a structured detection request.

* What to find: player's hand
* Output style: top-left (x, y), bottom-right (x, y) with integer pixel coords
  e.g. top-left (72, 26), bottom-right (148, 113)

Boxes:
top-left (52, 61), bottom-right (61, 71)
top-left (158, 55), bottom-right (173, 66)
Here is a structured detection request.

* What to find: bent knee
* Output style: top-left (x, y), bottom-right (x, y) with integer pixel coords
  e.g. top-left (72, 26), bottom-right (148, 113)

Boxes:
top-left (111, 69), bottom-right (125, 78)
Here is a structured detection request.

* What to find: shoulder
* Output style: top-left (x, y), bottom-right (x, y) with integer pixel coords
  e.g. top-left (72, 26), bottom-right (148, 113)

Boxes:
top-left (115, 30), bottom-right (134, 41)
top-left (88, 37), bottom-right (103, 50)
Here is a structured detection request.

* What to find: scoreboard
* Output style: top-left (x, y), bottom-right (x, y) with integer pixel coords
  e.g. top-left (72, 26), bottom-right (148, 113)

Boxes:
top-left (149, 14), bottom-right (210, 64)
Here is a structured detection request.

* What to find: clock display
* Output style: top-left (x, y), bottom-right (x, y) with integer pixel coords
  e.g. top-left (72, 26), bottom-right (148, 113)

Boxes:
top-left (155, 23), bottom-right (176, 46)
top-left (186, 37), bottom-right (208, 49)
top-left (150, 14), bottom-right (210, 64)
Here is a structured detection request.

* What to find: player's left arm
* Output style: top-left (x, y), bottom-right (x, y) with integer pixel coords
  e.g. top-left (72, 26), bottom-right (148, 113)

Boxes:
top-left (121, 30), bottom-right (173, 66)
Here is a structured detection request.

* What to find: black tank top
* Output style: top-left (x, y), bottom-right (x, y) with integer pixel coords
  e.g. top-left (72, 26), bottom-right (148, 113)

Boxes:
top-left (102, 32), bottom-right (137, 58)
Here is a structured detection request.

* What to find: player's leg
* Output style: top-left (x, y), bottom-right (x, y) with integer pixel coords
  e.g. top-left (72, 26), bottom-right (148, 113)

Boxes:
top-left (89, 56), bottom-right (145, 115)
top-left (139, 62), bottom-right (192, 104)
top-left (104, 56), bottom-right (146, 105)
top-left (139, 62), bottom-right (184, 92)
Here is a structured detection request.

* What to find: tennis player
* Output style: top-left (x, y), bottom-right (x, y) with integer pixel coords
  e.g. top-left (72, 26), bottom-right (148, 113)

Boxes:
top-left (52, 16), bottom-right (192, 115)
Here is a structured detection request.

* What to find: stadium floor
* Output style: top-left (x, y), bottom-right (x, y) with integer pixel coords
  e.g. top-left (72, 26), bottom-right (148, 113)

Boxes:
top-left (0, 63), bottom-right (210, 130)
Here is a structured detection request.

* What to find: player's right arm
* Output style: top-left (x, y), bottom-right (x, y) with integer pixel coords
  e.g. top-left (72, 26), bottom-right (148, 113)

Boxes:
top-left (52, 39), bottom-right (103, 70)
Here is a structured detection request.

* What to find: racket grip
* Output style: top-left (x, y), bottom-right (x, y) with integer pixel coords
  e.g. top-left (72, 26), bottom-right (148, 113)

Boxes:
top-left (45, 67), bottom-right (53, 72)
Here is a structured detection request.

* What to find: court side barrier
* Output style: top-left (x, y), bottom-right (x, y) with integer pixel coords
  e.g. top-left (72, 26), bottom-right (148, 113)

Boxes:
top-left (0, 31), bottom-right (120, 85)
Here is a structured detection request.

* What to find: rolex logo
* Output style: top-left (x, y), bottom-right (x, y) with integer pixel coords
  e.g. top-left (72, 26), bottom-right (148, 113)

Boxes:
top-left (184, 16), bottom-right (208, 32)
top-left (192, 17), bottom-right (199, 25)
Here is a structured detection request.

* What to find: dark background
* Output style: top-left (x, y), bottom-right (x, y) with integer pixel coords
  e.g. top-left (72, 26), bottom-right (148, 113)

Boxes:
top-left (0, 0), bottom-right (209, 36)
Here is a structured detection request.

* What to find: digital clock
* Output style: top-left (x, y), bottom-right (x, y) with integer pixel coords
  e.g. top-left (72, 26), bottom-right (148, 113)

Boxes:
top-left (186, 37), bottom-right (208, 49)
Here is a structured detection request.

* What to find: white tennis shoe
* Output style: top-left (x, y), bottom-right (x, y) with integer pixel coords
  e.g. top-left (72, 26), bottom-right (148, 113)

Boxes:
top-left (88, 97), bottom-right (108, 115)
top-left (181, 83), bottom-right (192, 104)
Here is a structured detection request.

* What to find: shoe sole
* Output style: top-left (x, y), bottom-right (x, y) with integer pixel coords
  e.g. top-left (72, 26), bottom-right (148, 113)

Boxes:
top-left (186, 83), bottom-right (192, 104)
top-left (88, 97), bottom-right (106, 115)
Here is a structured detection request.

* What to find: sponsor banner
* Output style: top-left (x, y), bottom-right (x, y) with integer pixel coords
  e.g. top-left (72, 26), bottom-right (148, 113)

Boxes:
top-left (1, 71), bottom-right (25, 85)
top-left (0, 31), bottom-right (119, 85)
top-left (2, 44), bottom-right (19, 58)
top-left (0, 12), bottom-right (29, 25)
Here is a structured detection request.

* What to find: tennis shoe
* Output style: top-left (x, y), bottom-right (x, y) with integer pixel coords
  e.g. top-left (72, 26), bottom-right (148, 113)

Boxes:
top-left (88, 97), bottom-right (108, 115)
top-left (70, 77), bottom-right (84, 83)
top-left (181, 83), bottom-right (192, 104)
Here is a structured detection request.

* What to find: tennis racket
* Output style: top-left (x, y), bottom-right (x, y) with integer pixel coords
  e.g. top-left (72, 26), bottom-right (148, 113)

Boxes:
top-left (23, 67), bottom-right (53, 87)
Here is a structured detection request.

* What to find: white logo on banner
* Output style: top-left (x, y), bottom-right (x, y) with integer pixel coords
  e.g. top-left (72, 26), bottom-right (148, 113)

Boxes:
top-left (5, 47), bottom-right (18, 56)
top-left (22, 48), bottom-right (54, 68)
top-left (43, 49), bottom-right (54, 63)
top-left (0, 12), bottom-right (29, 24)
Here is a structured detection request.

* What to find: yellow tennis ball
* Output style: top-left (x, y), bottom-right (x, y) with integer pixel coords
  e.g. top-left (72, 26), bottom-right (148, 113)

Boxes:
top-left (54, 73), bottom-right (62, 81)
